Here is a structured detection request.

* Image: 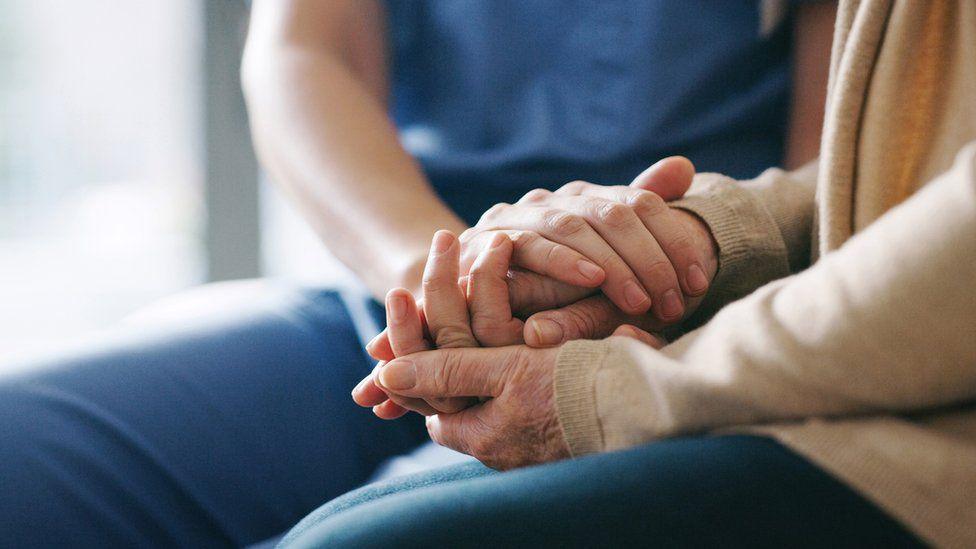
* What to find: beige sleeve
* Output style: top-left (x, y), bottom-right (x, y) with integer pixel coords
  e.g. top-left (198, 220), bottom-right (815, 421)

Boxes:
top-left (669, 160), bottom-right (817, 327)
top-left (555, 145), bottom-right (976, 456)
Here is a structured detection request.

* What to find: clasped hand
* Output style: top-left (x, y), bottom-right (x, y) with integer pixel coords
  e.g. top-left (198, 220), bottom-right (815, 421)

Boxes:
top-left (351, 157), bottom-right (716, 469)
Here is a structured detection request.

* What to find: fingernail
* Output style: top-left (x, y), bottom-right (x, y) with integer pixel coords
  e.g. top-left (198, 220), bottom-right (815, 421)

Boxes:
top-left (379, 360), bottom-right (416, 390)
top-left (432, 231), bottom-right (453, 254)
top-left (687, 264), bottom-right (709, 294)
top-left (576, 260), bottom-right (603, 281)
top-left (623, 280), bottom-right (650, 310)
top-left (661, 289), bottom-right (684, 318)
top-left (388, 295), bottom-right (407, 322)
top-left (530, 318), bottom-right (564, 345)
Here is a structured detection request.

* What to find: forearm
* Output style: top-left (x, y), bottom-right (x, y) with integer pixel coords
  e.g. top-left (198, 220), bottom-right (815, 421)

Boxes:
top-left (242, 14), bottom-right (465, 299)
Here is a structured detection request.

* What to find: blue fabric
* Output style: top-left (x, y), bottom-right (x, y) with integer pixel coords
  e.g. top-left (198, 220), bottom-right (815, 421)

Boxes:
top-left (0, 5), bottom-right (846, 546)
top-left (386, 1), bottom-right (798, 224)
top-left (0, 284), bottom-right (427, 547)
top-left (280, 435), bottom-right (922, 548)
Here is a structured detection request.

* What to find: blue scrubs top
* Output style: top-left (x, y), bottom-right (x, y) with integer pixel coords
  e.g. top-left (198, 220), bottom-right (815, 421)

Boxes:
top-left (385, 1), bottom-right (799, 225)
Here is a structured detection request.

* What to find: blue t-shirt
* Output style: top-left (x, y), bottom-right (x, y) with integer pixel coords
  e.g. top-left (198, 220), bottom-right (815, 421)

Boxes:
top-left (385, 1), bottom-right (798, 224)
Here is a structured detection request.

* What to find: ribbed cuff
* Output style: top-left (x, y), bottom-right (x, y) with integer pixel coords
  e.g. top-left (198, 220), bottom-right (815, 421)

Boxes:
top-left (553, 339), bottom-right (611, 457)
top-left (670, 173), bottom-right (791, 328)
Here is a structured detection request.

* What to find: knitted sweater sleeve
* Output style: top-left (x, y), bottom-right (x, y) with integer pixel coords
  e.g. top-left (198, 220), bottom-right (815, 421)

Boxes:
top-left (554, 145), bottom-right (976, 456)
top-left (668, 159), bottom-right (818, 327)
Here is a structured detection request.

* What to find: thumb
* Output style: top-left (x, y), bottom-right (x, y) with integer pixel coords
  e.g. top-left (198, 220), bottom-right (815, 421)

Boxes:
top-left (629, 156), bottom-right (695, 201)
top-left (377, 347), bottom-right (513, 398)
top-left (523, 295), bottom-right (665, 347)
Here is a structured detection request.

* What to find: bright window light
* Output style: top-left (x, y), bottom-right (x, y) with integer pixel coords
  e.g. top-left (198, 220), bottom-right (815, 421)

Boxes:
top-left (0, 0), bottom-right (204, 362)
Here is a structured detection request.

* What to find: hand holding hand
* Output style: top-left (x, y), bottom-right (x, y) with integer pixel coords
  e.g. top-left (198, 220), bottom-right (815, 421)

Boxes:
top-left (521, 205), bottom-right (717, 347)
top-left (353, 229), bottom-right (520, 417)
top-left (459, 157), bottom-right (712, 322)
top-left (374, 330), bottom-right (665, 469)
top-left (352, 228), bottom-right (668, 429)
top-left (354, 156), bottom-right (718, 421)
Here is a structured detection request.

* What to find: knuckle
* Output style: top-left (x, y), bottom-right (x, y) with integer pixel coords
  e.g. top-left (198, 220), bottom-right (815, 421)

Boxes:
top-left (643, 259), bottom-right (679, 284)
top-left (519, 188), bottom-right (551, 204)
top-left (545, 305), bottom-right (596, 339)
top-left (467, 261), bottom-right (510, 286)
top-left (663, 233), bottom-right (696, 259)
top-left (591, 247), bottom-right (622, 269)
top-left (421, 274), bottom-right (454, 292)
top-left (506, 272), bottom-right (558, 316)
top-left (471, 318), bottom-right (508, 346)
top-left (433, 349), bottom-right (464, 393)
top-left (628, 191), bottom-right (667, 216)
top-left (555, 307), bottom-right (598, 339)
top-left (468, 253), bottom-right (497, 277)
top-left (478, 203), bottom-right (510, 225)
top-left (546, 210), bottom-right (588, 238)
top-left (502, 344), bottom-right (529, 377)
top-left (596, 201), bottom-right (636, 228)
top-left (508, 230), bottom-right (539, 249)
top-left (558, 180), bottom-right (589, 194)
top-left (434, 325), bottom-right (476, 349)
top-left (467, 268), bottom-right (493, 287)
top-left (544, 242), bottom-right (571, 266)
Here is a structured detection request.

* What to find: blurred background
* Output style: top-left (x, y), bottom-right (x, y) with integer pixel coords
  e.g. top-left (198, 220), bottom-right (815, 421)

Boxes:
top-left (0, 0), bottom-right (333, 363)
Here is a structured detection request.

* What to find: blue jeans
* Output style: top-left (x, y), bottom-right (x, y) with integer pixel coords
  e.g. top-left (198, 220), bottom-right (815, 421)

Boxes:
top-left (0, 282), bottom-right (428, 547)
top-left (0, 282), bottom-right (919, 547)
top-left (281, 436), bottom-right (922, 549)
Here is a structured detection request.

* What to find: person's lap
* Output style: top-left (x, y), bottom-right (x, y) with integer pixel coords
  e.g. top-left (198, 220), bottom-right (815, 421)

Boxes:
top-left (0, 280), bottom-right (428, 547)
top-left (0, 282), bottom-right (922, 548)
top-left (280, 435), bottom-right (923, 549)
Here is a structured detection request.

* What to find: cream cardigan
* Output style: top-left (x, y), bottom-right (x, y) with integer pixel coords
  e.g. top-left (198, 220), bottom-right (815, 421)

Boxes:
top-left (553, 1), bottom-right (976, 546)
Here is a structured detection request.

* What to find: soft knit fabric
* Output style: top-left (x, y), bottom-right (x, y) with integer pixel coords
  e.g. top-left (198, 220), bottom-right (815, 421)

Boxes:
top-left (553, 1), bottom-right (976, 547)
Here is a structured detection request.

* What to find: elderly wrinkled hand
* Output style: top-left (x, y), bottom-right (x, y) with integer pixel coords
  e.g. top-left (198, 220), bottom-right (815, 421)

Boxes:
top-left (354, 157), bottom-right (718, 420)
top-left (365, 157), bottom-right (717, 357)
top-left (350, 228), bottom-right (666, 468)
top-left (373, 330), bottom-right (663, 469)
top-left (379, 343), bottom-right (565, 470)
top-left (352, 229), bottom-right (520, 418)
